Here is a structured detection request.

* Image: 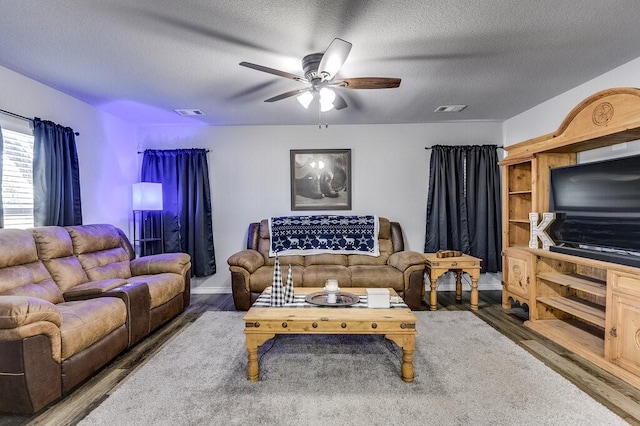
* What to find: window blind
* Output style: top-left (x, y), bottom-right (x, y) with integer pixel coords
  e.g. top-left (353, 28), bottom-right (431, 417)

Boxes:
top-left (1, 128), bottom-right (34, 228)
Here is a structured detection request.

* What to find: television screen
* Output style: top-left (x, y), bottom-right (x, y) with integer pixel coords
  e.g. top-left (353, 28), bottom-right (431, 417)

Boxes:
top-left (548, 154), bottom-right (640, 266)
top-left (550, 154), bottom-right (640, 217)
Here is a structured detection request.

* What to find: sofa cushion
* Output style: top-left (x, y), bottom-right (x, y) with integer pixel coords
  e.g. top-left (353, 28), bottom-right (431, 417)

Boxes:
top-left (257, 239), bottom-right (305, 267)
top-left (127, 273), bottom-right (184, 309)
top-left (66, 225), bottom-right (132, 281)
top-left (377, 217), bottom-right (391, 238)
top-left (349, 265), bottom-right (404, 290)
top-left (348, 239), bottom-right (393, 266)
top-left (57, 297), bottom-right (126, 360)
top-left (0, 230), bottom-right (64, 304)
top-left (0, 229), bottom-right (39, 268)
top-left (0, 263), bottom-right (64, 304)
top-left (305, 254), bottom-right (348, 267)
top-left (30, 227), bottom-right (90, 292)
top-left (248, 265), bottom-right (305, 292)
top-left (303, 265), bottom-right (351, 287)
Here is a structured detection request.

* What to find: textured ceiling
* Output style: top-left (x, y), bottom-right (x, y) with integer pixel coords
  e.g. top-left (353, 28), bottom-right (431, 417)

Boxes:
top-left (2, 1), bottom-right (640, 126)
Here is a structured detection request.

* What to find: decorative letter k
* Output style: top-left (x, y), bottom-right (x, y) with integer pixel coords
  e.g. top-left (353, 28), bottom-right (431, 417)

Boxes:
top-left (529, 212), bottom-right (556, 249)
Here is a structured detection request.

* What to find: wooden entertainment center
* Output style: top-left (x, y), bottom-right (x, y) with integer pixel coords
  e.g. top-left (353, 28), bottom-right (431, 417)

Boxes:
top-left (500, 87), bottom-right (640, 388)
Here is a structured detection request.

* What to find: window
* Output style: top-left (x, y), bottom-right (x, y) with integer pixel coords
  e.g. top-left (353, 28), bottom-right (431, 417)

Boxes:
top-left (1, 128), bottom-right (34, 228)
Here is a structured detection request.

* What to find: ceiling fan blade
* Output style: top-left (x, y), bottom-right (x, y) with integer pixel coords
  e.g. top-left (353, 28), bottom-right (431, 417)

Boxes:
top-left (239, 62), bottom-right (306, 82)
top-left (334, 77), bottom-right (401, 89)
top-left (333, 92), bottom-right (348, 110)
top-left (264, 88), bottom-right (310, 103)
top-left (318, 38), bottom-right (352, 80)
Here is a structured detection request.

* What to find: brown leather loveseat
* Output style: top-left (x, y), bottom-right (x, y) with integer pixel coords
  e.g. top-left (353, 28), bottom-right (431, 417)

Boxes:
top-left (0, 224), bottom-right (191, 414)
top-left (228, 217), bottom-right (426, 310)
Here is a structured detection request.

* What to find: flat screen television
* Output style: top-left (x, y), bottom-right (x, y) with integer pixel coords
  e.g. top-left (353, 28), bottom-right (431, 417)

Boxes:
top-left (548, 154), bottom-right (640, 267)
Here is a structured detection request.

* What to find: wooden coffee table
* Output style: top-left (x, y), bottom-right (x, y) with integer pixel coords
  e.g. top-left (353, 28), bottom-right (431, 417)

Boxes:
top-left (243, 287), bottom-right (417, 383)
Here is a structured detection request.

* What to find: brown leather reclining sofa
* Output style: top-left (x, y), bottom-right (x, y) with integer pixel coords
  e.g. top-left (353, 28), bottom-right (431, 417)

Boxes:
top-left (228, 217), bottom-right (426, 310)
top-left (0, 224), bottom-right (191, 414)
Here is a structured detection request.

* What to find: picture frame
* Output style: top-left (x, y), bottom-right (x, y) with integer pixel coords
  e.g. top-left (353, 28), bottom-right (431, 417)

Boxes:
top-left (290, 149), bottom-right (351, 210)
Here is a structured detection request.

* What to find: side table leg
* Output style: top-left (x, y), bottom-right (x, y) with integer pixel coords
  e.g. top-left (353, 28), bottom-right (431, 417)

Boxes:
top-left (429, 275), bottom-right (438, 311)
top-left (470, 276), bottom-right (479, 311)
top-left (455, 270), bottom-right (462, 301)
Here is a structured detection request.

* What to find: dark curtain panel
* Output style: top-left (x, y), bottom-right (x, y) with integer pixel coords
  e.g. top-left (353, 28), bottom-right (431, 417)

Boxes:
top-left (33, 118), bottom-right (82, 226)
top-left (424, 145), bottom-right (470, 253)
top-left (465, 145), bottom-right (502, 272)
top-left (424, 145), bottom-right (502, 272)
top-left (141, 149), bottom-right (216, 277)
top-left (0, 123), bottom-right (4, 228)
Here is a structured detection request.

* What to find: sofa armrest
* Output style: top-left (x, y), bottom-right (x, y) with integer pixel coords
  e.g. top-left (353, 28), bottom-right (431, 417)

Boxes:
top-left (227, 249), bottom-right (264, 274)
top-left (130, 252), bottom-right (191, 276)
top-left (62, 278), bottom-right (128, 299)
top-left (0, 296), bottom-right (62, 329)
top-left (387, 251), bottom-right (426, 271)
top-left (0, 297), bottom-right (63, 413)
top-left (0, 296), bottom-right (63, 364)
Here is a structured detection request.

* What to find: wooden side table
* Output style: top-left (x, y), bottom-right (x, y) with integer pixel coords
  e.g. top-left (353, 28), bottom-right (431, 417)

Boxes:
top-left (424, 253), bottom-right (482, 311)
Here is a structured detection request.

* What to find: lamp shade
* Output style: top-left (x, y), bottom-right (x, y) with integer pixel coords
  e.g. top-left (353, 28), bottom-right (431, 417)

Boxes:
top-left (132, 182), bottom-right (163, 211)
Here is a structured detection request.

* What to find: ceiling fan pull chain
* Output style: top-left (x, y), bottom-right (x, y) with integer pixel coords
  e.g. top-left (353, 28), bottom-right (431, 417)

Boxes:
top-left (317, 110), bottom-right (329, 129)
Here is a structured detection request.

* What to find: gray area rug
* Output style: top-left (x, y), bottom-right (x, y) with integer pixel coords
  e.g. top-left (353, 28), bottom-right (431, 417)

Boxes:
top-left (80, 311), bottom-right (623, 426)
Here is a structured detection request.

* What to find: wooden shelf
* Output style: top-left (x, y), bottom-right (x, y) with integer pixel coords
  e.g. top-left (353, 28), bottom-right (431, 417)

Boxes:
top-left (537, 296), bottom-right (605, 328)
top-left (536, 272), bottom-right (606, 298)
top-left (526, 319), bottom-right (604, 358)
top-left (508, 190), bottom-right (532, 195)
top-left (508, 219), bottom-right (530, 224)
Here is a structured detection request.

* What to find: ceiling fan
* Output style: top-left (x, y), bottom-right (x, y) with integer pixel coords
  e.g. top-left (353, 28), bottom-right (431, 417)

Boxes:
top-left (239, 38), bottom-right (401, 112)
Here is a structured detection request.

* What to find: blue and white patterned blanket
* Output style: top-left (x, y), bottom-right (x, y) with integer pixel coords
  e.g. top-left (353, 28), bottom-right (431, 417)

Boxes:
top-left (269, 215), bottom-right (379, 256)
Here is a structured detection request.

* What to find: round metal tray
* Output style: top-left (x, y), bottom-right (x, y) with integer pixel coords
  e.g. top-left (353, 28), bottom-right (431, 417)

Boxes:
top-left (305, 291), bottom-right (360, 307)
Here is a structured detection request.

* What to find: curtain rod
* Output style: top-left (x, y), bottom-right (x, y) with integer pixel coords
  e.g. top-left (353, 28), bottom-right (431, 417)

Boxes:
top-left (137, 150), bottom-right (211, 154)
top-left (425, 145), bottom-right (503, 150)
top-left (0, 108), bottom-right (80, 136)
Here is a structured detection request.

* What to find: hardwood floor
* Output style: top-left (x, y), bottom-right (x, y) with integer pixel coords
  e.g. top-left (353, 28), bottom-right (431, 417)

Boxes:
top-left (1, 290), bottom-right (639, 425)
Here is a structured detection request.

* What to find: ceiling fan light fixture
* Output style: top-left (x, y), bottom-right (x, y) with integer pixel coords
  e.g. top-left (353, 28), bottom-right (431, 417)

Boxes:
top-left (297, 91), bottom-right (314, 109)
top-left (319, 88), bottom-right (336, 112)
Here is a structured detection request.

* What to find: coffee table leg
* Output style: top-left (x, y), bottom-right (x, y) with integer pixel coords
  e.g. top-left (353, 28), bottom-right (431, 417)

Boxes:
top-left (385, 334), bottom-right (416, 383)
top-left (245, 333), bottom-right (275, 381)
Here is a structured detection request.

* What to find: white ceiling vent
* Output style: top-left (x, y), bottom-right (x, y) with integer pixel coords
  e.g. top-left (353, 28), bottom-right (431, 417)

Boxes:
top-left (434, 105), bottom-right (467, 113)
top-left (174, 109), bottom-right (205, 116)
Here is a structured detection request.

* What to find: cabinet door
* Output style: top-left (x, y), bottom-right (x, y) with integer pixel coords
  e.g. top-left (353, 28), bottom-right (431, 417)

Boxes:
top-left (606, 271), bottom-right (640, 375)
top-left (502, 249), bottom-right (532, 309)
top-left (607, 292), bottom-right (640, 375)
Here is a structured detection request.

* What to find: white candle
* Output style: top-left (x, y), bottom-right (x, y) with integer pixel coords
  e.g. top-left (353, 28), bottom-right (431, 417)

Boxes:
top-left (325, 279), bottom-right (339, 292)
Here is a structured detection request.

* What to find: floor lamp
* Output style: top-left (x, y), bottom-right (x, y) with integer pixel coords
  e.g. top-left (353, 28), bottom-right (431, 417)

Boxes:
top-left (132, 182), bottom-right (164, 257)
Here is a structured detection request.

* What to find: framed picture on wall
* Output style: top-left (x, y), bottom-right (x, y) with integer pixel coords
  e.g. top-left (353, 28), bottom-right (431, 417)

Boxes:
top-left (290, 149), bottom-right (351, 210)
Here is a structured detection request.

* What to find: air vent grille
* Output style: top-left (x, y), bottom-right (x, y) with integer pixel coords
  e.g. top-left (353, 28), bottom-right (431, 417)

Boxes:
top-left (174, 109), bottom-right (205, 116)
top-left (434, 105), bottom-right (467, 113)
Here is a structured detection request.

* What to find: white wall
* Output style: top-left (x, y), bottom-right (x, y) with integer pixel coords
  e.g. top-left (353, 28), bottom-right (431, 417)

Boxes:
top-left (137, 122), bottom-right (503, 293)
top-left (0, 65), bottom-right (137, 231)
top-left (503, 56), bottom-right (640, 150)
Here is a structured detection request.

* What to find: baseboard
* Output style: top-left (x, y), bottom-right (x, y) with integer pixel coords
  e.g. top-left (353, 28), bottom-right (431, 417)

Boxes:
top-left (435, 282), bottom-right (502, 291)
top-left (191, 287), bottom-right (232, 295)
top-left (190, 273), bottom-right (503, 295)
